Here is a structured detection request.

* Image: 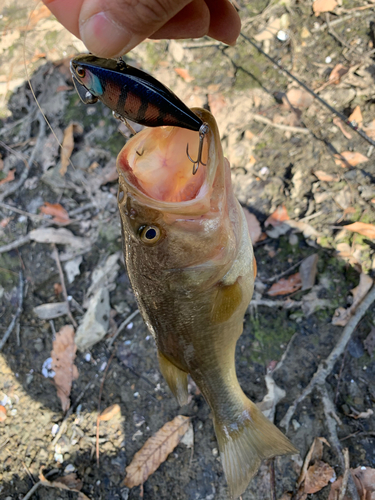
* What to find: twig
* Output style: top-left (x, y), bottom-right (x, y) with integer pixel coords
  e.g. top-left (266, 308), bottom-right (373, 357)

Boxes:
top-left (339, 448), bottom-right (350, 500)
top-left (250, 298), bottom-right (301, 309)
top-left (22, 469), bottom-right (58, 500)
top-left (0, 113), bottom-right (46, 202)
top-left (52, 379), bottom-right (92, 445)
top-left (250, 113), bottom-right (310, 134)
top-left (107, 309), bottom-right (140, 348)
top-left (51, 244), bottom-right (77, 328)
top-left (0, 270), bottom-right (24, 351)
top-left (319, 387), bottom-right (359, 500)
top-left (312, 10), bottom-right (372, 32)
top-left (96, 351), bottom-right (115, 466)
top-left (263, 259), bottom-right (305, 284)
top-left (240, 33), bottom-right (375, 148)
top-left (0, 234), bottom-right (31, 254)
top-left (0, 201), bottom-right (46, 221)
top-left (280, 283), bottom-right (375, 431)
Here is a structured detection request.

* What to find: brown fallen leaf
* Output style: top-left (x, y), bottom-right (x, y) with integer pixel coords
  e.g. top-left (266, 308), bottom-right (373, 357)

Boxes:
top-left (313, 170), bottom-right (339, 182)
top-left (51, 325), bottom-right (79, 411)
top-left (268, 272), bottom-right (302, 296)
top-left (333, 117), bottom-right (352, 140)
top-left (297, 437), bottom-right (330, 488)
top-left (329, 466), bottom-right (375, 500)
top-left (174, 68), bottom-right (194, 82)
top-left (39, 470), bottom-right (89, 500)
top-left (343, 221), bottom-right (375, 239)
top-left (313, 0), bottom-right (337, 15)
top-left (99, 404), bottom-right (121, 421)
top-left (265, 205), bottom-right (289, 227)
top-left (349, 105), bottom-right (363, 127)
top-left (124, 415), bottom-right (190, 488)
top-left (334, 151), bottom-right (369, 168)
top-left (364, 326), bottom-right (375, 357)
top-left (242, 207), bottom-right (262, 244)
top-left (0, 405), bottom-right (6, 422)
top-left (40, 202), bottom-right (71, 225)
top-left (60, 123), bottom-right (83, 175)
top-left (0, 217), bottom-right (11, 228)
top-left (304, 461), bottom-right (335, 494)
top-left (0, 169), bottom-right (15, 186)
top-left (332, 273), bottom-right (373, 326)
top-left (328, 64), bottom-right (349, 84)
top-left (299, 254), bottom-right (318, 291)
top-left (208, 93), bottom-right (227, 116)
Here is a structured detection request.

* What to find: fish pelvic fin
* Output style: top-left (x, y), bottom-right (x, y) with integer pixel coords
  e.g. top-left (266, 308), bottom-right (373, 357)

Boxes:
top-left (214, 399), bottom-right (297, 499)
top-left (158, 351), bottom-right (189, 406)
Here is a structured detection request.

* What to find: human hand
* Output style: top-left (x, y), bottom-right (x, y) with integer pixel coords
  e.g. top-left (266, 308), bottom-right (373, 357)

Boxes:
top-left (43, 0), bottom-right (241, 58)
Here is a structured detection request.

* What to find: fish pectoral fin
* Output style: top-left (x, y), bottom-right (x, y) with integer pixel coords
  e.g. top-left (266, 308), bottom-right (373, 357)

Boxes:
top-left (157, 351), bottom-right (189, 406)
top-left (214, 400), bottom-right (297, 499)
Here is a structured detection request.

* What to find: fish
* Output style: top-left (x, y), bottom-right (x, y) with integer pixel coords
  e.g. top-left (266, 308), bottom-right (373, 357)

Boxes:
top-left (116, 107), bottom-right (297, 498)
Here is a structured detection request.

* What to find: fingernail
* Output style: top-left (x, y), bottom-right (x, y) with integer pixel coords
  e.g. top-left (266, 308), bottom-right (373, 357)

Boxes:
top-left (80, 11), bottom-right (132, 57)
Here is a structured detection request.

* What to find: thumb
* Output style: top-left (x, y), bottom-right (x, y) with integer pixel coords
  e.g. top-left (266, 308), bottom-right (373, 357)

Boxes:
top-left (79, 0), bottom-right (207, 57)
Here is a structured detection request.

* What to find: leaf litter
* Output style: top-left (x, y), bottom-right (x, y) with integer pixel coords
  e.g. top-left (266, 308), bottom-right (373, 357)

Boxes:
top-left (332, 273), bottom-right (373, 326)
top-left (124, 415), bottom-right (190, 488)
top-left (51, 324), bottom-right (79, 411)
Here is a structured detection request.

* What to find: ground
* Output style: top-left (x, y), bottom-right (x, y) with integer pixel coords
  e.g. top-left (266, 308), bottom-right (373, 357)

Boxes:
top-left (0, 1), bottom-right (375, 499)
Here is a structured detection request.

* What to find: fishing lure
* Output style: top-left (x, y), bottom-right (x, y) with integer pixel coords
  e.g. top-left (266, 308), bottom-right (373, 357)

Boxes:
top-left (70, 54), bottom-right (208, 174)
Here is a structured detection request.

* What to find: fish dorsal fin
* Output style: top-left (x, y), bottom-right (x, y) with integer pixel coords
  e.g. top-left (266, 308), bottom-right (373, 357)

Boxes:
top-left (158, 351), bottom-right (189, 406)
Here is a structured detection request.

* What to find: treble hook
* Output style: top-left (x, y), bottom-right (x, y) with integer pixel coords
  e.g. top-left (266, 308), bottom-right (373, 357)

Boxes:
top-left (186, 123), bottom-right (209, 175)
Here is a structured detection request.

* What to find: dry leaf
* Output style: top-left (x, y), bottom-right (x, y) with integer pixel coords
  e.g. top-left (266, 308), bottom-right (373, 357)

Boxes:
top-left (334, 151), bottom-right (369, 168)
top-left (268, 272), bottom-right (302, 296)
top-left (208, 93), bottom-right (227, 116)
top-left (174, 68), bottom-right (194, 82)
top-left (124, 415), bottom-right (190, 488)
top-left (333, 117), bottom-right (352, 140)
top-left (350, 409), bottom-right (373, 419)
top-left (313, 170), bottom-right (339, 182)
top-left (0, 217), bottom-right (11, 228)
top-left (364, 119), bottom-right (375, 139)
top-left (29, 227), bottom-right (90, 250)
top-left (0, 169), bottom-right (15, 186)
top-left (60, 123), bottom-right (83, 175)
top-left (329, 467), bottom-right (375, 500)
top-left (297, 437), bottom-right (330, 488)
top-left (265, 205), bottom-right (289, 227)
top-left (51, 325), bottom-right (79, 411)
top-left (254, 17), bottom-right (281, 41)
top-left (39, 470), bottom-right (89, 500)
top-left (343, 222), bottom-right (375, 239)
top-left (304, 461), bottom-right (335, 494)
top-left (99, 404), bottom-right (121, 421)
top-left (332, 273), bottom-right (373, 326)
top-left (349, 105), bottom-right (363, 126)
top-left (364, 326), bottom-right (375, 357)
top-left (328, 64), bottom-right (349, 84)
top-left (313, 0), bottom-right (337, 15)
top-left (0, 405), bottom-right (6, 422)
top-left (242, 207), bottom-right (262, 244)
top-left (299, 254), bottom-right (319, 291)
top-left (286, 89), bottom-right (314, 109)
top-left (40, 202), bottom-right (71, 225)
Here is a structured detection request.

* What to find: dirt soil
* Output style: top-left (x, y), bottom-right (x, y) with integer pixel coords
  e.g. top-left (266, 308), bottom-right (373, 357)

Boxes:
top-left (1, 1), bottom-right (375, 499)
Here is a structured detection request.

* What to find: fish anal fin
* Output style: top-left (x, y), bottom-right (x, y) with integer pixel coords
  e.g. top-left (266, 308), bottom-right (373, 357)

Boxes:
top-left (158, 351), bottom-right (189, 406)
top-left (214, 400), bottom-right (297, 499)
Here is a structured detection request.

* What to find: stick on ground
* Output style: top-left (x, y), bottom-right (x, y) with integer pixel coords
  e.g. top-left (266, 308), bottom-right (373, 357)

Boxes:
top-left (0, 270), bottom-right (24, 351)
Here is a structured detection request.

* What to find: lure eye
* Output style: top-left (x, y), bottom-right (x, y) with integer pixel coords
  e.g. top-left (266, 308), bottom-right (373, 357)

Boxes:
top-left (76, 66), bottom-right (86, 78)
top-left (139, 225), bottom-right (161, 244)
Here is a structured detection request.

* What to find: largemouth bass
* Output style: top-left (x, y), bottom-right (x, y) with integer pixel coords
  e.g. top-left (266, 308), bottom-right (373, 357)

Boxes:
top-left (116, 108), bottom-right (296, 498)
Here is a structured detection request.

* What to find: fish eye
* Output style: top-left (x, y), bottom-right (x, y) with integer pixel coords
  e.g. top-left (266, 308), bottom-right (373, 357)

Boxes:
top-left (139, 225), bottom-right (161, 244)
top-left (76, 66), bottom-right (85, 78)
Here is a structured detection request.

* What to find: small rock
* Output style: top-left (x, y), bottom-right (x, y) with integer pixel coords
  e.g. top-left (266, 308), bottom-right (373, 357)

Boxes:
top-left (292, 419), bottom-right (301, 431)
top-left (34, 338), bottom-right (44, 353)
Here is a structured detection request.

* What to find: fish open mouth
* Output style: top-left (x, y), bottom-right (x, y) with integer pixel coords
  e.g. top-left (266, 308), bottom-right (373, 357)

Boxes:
top-left (116, 108), bottom-right (220, 210)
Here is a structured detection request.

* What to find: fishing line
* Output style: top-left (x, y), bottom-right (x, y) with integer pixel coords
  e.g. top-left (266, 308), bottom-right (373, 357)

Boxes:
top-left (23, 1), bottom-right (76, 172)
top-left (240, 32), bottom-right (375, 148)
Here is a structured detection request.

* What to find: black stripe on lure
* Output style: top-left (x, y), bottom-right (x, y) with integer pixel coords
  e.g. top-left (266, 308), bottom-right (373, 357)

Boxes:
top-left (70, 54), bottom-right (208, 175)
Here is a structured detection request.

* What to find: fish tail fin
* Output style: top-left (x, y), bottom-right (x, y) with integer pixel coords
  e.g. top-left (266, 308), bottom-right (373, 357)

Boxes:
top-left (158, 350), bottom-right (189, 406)
top-left (213, 398), bottom-right (297, 499)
